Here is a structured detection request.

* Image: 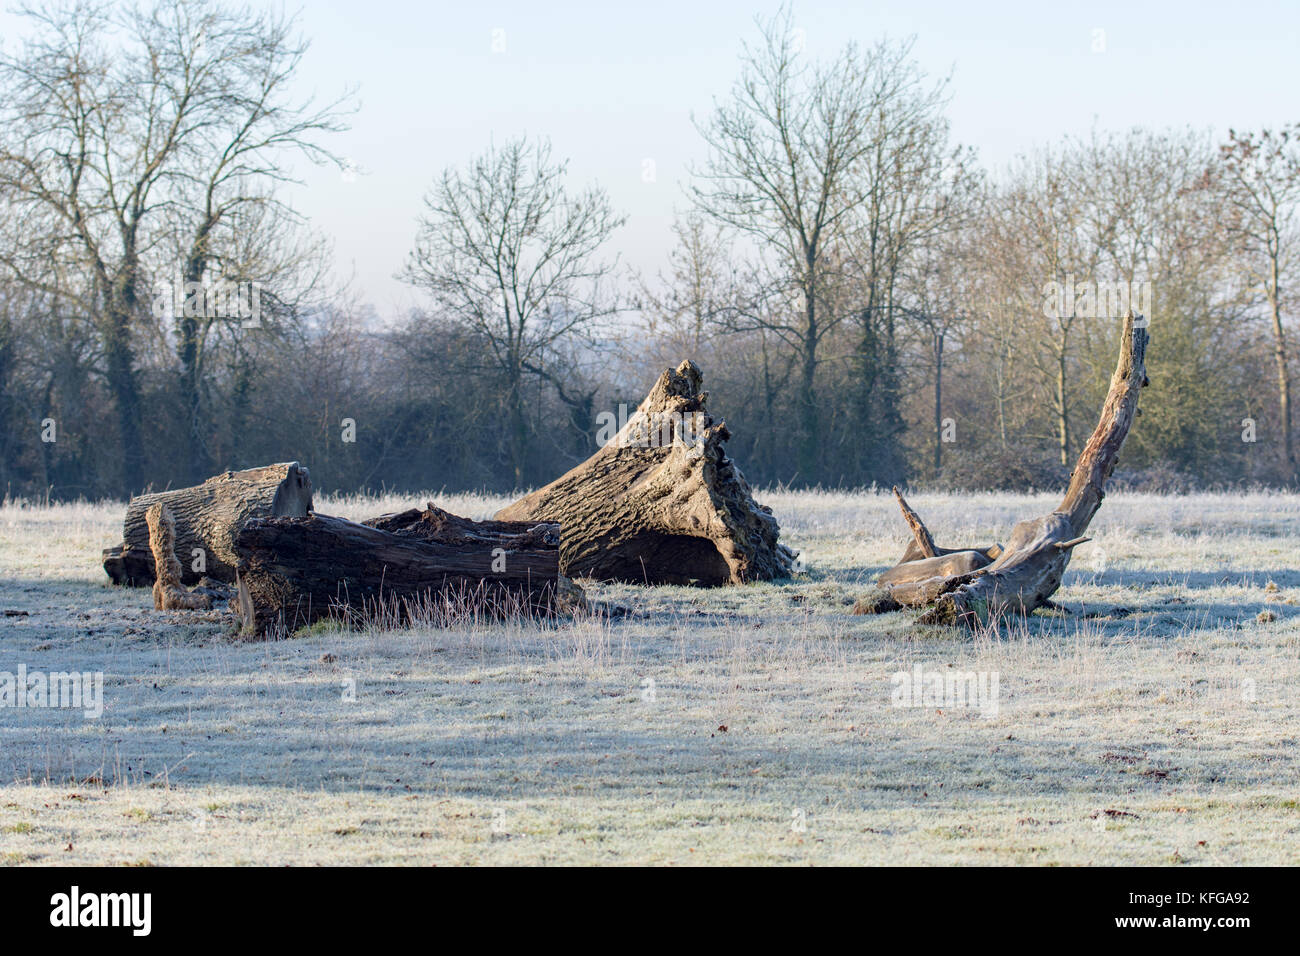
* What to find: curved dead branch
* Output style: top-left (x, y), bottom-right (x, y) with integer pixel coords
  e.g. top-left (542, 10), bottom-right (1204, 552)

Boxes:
top-left (858, 312), bottom-right (1150, 628)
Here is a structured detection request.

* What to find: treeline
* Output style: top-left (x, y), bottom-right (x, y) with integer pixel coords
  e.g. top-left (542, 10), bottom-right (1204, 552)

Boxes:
top-left (0, 2), bottom-right (1296, 500)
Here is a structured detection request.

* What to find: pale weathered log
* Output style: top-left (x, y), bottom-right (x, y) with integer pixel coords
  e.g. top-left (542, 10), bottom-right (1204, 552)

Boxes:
top-left (103, 462), bottom-right (313, 586)
top-left (877, 550), bottom-right (992, 605)
top-left (146, 504), bottom-right (210, 610)
top-left (232, 510), bottom-right (572, 636)
top-left (893, 485), bottom-right (938, 557)
top-left (495, 360), bottom-right (795, 585)
top-left (890, 487), bottom-right (1003, 565)
top-left (864, 312), bottom-right (1150, 627)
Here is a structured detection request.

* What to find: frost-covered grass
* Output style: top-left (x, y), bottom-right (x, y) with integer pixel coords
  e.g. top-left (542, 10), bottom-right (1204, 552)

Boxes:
top-left (1, 489), bottom-right (1298, 865)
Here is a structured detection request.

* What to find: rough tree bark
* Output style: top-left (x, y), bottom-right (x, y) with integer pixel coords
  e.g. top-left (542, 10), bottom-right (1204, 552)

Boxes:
top-left (146, 503), bottom-right (210, 611)
top-left (494, 360), bottom-right (796, 585)
top-left (859, 312), bottom-right (1149, 627)
top-left (363, 503), bottom-right (560, 549)
top-left (232, 507), bottom-right (575, 636)
top-left (102, 462), bottom-right (314, 586)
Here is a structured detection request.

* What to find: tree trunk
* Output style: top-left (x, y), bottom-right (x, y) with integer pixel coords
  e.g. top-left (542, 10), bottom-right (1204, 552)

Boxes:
top-left (506, 360), bottom-right (528, 490)
top-left (1270, 261), bottom-right (1294, 483)
top-left (180, 226), bottom-right (216, 484)
top-left (102, 462), bottom-right (314, 586)
top-left (859, 312), bottom-right (1149, 628)
top-left (494, 360), bottom-right (795, 585)
top-left (39, 376), bottom-right (54, 492)
top-left (0, 317), bottom-right (12, 492)
top-left (178, 312), bottom-right (207, 482)
top-left (103, 314), bottom-right (144, 497)
top-left (852, 308), bottom-right (881, 478)
top-left (1056, 343), bottom-right (1070, 466)
top-left (232, 508), bottom-right (573, 636)
top-left (879, 271), bottom-right (905, 485)
top-left (933, 328), bottom-right (944, 478)
top-left (797, 288), bottom-right (819, 483)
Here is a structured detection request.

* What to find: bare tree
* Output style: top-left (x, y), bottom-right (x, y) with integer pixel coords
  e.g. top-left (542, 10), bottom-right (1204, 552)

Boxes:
top-left (150, 1), bottom-right (352, 481)
top-left (405, 136), bottom-right (625, 489)
top-left (692, 7), bottom-right (901, 481)
top-left (1217, 125), bottom-right (1300, 482)
top-left (634, 213), bottom-right (738, 362)
top-left (902, 233), bottom-right (973, 478)
top-left (984, 148), bottom-right (1108, 466)
top-left (0, 0), bottom-right (351, 493)
top-left (843, 55), bottom-right (968, 484)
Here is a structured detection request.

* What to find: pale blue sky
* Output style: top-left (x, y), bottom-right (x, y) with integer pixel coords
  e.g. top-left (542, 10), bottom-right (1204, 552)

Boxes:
top-left (5, 1), bottom-right (1299, 318)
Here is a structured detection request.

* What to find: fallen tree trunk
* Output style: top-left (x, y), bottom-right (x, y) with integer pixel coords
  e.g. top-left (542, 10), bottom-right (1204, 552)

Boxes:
top-left (232, 508), bottom-right (574, 636)
top-left (494, 360), bottom-right (795, 585)
top-left (860, 312), bottom-right (1149, 627)
top-left (103, 462), bottom-right (313, 586)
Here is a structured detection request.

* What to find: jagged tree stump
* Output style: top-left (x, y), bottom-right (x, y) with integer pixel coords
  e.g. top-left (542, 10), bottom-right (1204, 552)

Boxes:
top-left (860, 312), bottom-right (1150, 627)
top-left (232, 508), bottom-right (575, 636)
top-left (495, 360), bottom-right (795, 585)
top-left (103, 462), bottom-right (314, 586)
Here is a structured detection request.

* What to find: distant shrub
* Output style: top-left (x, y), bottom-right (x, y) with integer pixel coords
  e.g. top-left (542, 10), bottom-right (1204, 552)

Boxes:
top-left (1108, 463), bottom-right (1201, 494)
top-left (933, 445), bottom-right (1069, 493)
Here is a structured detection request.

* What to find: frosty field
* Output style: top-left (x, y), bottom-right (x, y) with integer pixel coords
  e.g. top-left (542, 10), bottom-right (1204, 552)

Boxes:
top-left (1, 489), bottom-right (1298, 866)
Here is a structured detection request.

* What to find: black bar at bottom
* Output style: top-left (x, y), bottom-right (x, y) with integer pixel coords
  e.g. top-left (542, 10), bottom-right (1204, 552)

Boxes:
top-left (0, 865), bottom-right (1279, 943)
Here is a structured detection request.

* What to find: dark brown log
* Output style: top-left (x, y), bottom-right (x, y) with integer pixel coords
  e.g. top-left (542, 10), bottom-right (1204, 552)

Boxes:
top-left (103, 462), bottom-right (313, 586)
top-left (494, 360), bottom-right (795, 586)
top-left (363, 503), bottom-right (560, 550)
top-left (866, 312), bottom-right (1150, 627)
top-left (232, 510), bottom-right (574, 637)
top-left (100, 545), bottom-right (154, 587)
